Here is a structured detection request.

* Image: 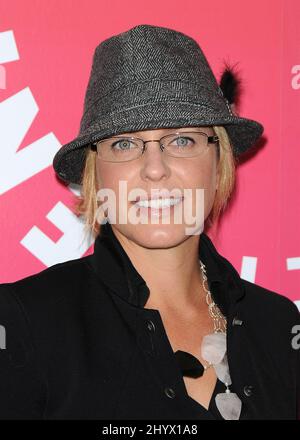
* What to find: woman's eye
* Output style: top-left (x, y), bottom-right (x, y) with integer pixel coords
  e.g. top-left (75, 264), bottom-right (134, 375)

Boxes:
top-left (111, 139), bottom-right (133, 150)
top-left (172, 136), bottom-right (194, 147)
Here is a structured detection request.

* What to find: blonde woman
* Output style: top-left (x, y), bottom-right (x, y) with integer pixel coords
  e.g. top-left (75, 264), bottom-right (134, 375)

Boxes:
top-left (0, 24), bottom-right (299, 420)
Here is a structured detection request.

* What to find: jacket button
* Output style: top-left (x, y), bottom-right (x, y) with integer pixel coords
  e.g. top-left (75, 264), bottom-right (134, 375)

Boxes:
top-left (232, 316), bottom-right (243, 326)
top-left (146, 320), bottom-right (155, 332)
top-left (243, 385), bottom-right (254, 397)
top-left (164, 387), bottom-right (176, 399)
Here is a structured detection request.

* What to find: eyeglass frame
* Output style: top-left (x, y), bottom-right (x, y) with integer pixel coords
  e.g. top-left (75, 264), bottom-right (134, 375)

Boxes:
top-left (90, 130), bottom-right (219, 162)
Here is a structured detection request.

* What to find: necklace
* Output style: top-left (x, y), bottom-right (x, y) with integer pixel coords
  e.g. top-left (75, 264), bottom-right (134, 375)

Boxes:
top-left (174, 259), bottom-right (242, 420)
top-left (200, 259), bottom-right (227, 334)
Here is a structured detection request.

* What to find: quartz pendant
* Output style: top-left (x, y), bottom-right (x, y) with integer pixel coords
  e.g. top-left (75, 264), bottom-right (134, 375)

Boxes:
top-left (201, 332), bottom-right (227, 364)
top-left (213, 354), bottom-right (232, 385)
top-left (215, 392), bottom-right (242, 420)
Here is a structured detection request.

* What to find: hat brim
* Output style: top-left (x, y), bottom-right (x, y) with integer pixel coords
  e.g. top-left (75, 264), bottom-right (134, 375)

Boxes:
top-left (53, 103), bottom-right (264, 185)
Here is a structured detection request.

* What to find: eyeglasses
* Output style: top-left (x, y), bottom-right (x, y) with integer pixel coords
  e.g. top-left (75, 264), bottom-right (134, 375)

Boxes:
top-left (90, 131), bottom-right (219, 162)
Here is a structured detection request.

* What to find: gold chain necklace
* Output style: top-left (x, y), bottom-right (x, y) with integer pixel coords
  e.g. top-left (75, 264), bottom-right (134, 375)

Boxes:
top-left (199, 259), bottom-right (227, 334)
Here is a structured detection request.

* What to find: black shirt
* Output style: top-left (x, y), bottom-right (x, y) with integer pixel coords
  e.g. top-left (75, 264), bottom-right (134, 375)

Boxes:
top-left (0, 221), bottom-right (299, 419)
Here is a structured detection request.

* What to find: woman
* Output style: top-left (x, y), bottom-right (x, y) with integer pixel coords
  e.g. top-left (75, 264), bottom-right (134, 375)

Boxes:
top-left (0, 24), bottom-right (299, 420)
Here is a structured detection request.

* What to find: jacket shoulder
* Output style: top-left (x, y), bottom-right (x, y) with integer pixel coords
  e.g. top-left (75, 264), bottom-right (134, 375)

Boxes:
top-left (239, 278), bottom-right (300, 326)
top-left (0, 256), bottom-right (93, 372)
top-left (0, 255), bottom-right (91, 308)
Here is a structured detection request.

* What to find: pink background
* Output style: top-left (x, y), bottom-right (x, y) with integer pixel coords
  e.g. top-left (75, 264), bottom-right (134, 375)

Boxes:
top-left (0, 0), bottom-right (299, 308)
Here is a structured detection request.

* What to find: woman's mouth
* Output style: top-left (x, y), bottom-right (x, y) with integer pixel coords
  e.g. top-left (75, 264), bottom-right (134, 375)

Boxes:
top-left (132, 197), bottom-right (184, 219)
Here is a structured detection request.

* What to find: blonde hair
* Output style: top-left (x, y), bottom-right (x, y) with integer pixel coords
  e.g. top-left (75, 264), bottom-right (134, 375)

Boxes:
top-left (72, 126), bottom-right (238, 240)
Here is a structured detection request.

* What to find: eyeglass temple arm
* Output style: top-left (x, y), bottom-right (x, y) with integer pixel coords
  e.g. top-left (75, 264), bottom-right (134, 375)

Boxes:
top-left (208, 135), bottom-right (219, 143)
top-left (90, 143), bottom-right (97, 151)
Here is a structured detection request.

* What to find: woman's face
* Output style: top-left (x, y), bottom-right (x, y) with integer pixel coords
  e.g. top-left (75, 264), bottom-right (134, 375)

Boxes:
top-left (96, 126), bottom-right (219, 248)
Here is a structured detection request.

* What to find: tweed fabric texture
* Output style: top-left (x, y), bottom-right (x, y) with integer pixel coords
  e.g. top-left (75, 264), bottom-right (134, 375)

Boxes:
top-left (53, 24), bottom-right (264, 184)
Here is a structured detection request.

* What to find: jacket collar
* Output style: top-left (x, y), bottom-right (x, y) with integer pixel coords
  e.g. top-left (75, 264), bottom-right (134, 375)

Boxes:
top-left (87, 221), bottom-right (245, 317)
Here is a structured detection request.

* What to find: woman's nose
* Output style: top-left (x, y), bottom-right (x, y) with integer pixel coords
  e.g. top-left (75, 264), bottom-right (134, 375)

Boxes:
top-left (140, 140), bottom-right (171, 181)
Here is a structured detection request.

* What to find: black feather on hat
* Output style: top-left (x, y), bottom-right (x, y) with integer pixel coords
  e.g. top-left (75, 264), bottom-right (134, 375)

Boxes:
top-left (219, 61), bottom-right (242, 114)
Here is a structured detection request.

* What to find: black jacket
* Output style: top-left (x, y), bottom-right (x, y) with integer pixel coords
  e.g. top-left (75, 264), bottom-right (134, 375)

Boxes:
top-left (0, 222), bottom-right (299, 420)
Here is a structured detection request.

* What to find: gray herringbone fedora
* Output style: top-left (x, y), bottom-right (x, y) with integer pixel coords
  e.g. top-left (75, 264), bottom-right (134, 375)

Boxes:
top-left (53, 24), bottom-right (264, 185)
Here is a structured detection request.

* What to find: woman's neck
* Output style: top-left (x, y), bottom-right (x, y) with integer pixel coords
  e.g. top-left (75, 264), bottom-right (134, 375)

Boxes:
top-left (111, 225), bottom-right (207, 315)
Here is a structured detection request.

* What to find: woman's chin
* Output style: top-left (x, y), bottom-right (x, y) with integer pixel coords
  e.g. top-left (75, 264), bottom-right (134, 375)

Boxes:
top-left (117, 222), bottom-right (194, 249)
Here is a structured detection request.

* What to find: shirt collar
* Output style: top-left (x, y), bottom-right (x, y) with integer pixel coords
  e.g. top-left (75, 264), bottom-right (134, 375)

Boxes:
top-left (87, 221), bottom-right (245, 317)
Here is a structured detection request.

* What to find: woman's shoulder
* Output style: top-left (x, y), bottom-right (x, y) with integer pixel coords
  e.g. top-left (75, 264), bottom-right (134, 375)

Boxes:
top-left (238, 277), bottom-right (300, 329)
top-left (1, 254), bottom-right (90, 289)
top-left (0, 255), bottom-right (92, 319)
top-left (240, 277), bottom-right (299, 311)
